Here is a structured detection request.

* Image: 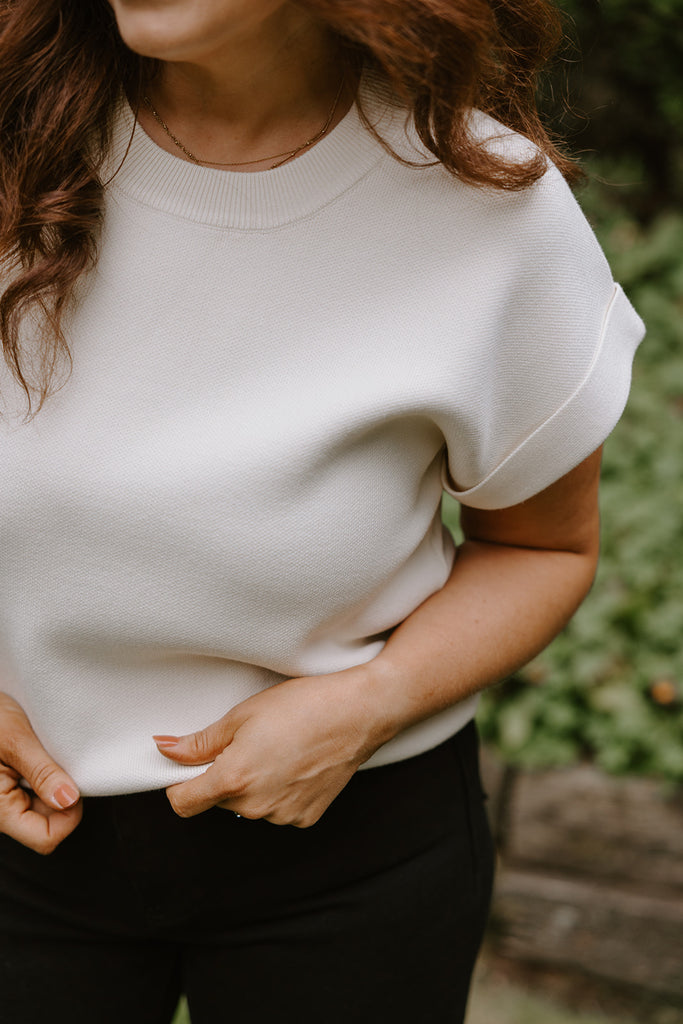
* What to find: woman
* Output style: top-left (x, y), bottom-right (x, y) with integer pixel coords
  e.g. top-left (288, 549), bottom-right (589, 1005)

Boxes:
top-left (0, 1), bottom-right (644, 1021)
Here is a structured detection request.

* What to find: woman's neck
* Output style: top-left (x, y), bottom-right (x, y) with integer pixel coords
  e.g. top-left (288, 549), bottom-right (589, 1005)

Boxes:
top-left (137, 10), bottom-right (352, 170)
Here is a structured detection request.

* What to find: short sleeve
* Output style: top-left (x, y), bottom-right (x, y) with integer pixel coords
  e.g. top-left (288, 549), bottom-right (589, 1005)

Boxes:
top-left (440, 159), bottom-right (645, 510)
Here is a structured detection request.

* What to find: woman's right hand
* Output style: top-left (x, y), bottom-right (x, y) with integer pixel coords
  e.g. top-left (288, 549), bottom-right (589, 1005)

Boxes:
top-left (0, 693), bottom-right (82, 854)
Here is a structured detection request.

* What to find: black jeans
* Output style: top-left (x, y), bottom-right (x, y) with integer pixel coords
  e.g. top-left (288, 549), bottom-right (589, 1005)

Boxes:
top-left (0, 722), bottom-right (493, 1024)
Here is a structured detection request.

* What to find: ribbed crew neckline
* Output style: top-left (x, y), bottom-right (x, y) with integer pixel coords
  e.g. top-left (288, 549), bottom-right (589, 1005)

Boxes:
top-left (104, 76), bottom-right (395, 231)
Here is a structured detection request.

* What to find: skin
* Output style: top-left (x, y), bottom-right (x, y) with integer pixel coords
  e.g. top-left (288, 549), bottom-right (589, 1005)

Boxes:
top-left (108, 0), bottom-right (353, 169)
top-left (0, 0), bottom-right (604, 849)
top-left (0, 694), bottom-right (83, 854)
top-left (0, 449), bottom-right (602, 845)
top-left (158, 449), bottom-right (603, 825)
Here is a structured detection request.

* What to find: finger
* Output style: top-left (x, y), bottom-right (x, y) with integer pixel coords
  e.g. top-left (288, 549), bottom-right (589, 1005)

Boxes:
top-left (0, 695), bottom-right (80, 811)
top-left (0, 771), bottom-right (83, 855)
top-left (166, 756), bottom-right (246, 818)
top-left (12, 801), bottom-right (83, 855)
top-left (153, 711), bottom-right (239, 766)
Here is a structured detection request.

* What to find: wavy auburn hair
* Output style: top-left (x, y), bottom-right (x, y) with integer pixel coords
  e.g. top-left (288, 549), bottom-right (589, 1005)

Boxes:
top-left (1, 0), bottom-right (577, 413)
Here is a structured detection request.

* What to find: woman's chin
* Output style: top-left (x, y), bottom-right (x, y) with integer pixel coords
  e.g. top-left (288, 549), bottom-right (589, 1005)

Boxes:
top-left (107, 2), bottom-right (209, 61)
top-left (106, 0), bottom-right (288, 63)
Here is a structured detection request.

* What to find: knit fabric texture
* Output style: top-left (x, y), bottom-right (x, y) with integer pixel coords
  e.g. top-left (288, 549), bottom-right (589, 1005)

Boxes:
top-left (0, 84), bottom-right (645, 794)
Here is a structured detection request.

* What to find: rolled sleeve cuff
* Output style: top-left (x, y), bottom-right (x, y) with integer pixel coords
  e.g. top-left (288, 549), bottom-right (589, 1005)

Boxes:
top-left (443, 284), bottom-right (645, 510)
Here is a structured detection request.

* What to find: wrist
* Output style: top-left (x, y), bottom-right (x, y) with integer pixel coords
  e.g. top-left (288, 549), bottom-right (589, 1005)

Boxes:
top-left (343, 654), bottom-right (416, 759)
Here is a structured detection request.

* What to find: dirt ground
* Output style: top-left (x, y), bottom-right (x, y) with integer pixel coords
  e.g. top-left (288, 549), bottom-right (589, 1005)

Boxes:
top-left (467, 951), bottom-right (683, 1024)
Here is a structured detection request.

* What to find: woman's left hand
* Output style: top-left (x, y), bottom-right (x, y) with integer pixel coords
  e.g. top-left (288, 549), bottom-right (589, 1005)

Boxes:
top-left (156, 666), bottom-right (391, 827)
top-left (159, 450), bottom-right (604, 828)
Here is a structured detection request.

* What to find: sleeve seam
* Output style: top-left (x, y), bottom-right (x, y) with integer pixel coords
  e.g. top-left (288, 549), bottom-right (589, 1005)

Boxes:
top-left (443, 282), bottom-right (622, 501)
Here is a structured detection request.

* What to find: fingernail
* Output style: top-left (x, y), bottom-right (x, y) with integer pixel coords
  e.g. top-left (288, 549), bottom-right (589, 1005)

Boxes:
top-left (53, 784), bottom-right (79, 809)
top-left (153, 735), bottom-right (180, 749)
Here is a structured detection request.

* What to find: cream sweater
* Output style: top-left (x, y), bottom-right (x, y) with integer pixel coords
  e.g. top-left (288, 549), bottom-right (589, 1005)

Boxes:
top-left (0, 86), bottom-right (644, 795)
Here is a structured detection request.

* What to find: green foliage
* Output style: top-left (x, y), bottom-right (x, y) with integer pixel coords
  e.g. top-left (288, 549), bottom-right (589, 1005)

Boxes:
top-left (172, 999), bottom-right (190, 1024)
top-left (542, 0), bottom-right (683, 214)
top-left (443, 184), bottom-right (683, 782)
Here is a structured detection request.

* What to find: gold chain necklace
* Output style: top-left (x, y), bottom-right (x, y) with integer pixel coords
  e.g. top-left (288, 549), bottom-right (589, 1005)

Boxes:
top-left (143, 79), bottom-right (345, 170)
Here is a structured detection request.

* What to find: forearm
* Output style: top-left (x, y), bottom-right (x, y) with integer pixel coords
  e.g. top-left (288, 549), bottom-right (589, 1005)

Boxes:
top-left (361, 536), bottom-right (599, 750)
top-left (160, 453), bottom-right (603, 825)
top-left (159, 537), bottom-right (598, 825)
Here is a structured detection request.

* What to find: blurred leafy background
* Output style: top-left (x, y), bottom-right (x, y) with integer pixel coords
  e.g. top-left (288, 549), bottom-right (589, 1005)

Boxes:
top-left (169, 9), bottom-right (681, 1023)
top-left (443, 0), bottom-right (683, 782)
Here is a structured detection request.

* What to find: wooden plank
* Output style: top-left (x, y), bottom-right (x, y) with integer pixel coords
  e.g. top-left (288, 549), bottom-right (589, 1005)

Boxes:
top-left (493, 869), bottom-right (683, 1000)
top-left (504, 764), bottom-right (683, 890)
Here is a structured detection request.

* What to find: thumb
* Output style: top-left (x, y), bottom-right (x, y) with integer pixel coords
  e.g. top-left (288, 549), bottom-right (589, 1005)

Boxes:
top-left (153, 713), bottom-right (238, 765)
top-left (0, 694), bottom-right (80, 811)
